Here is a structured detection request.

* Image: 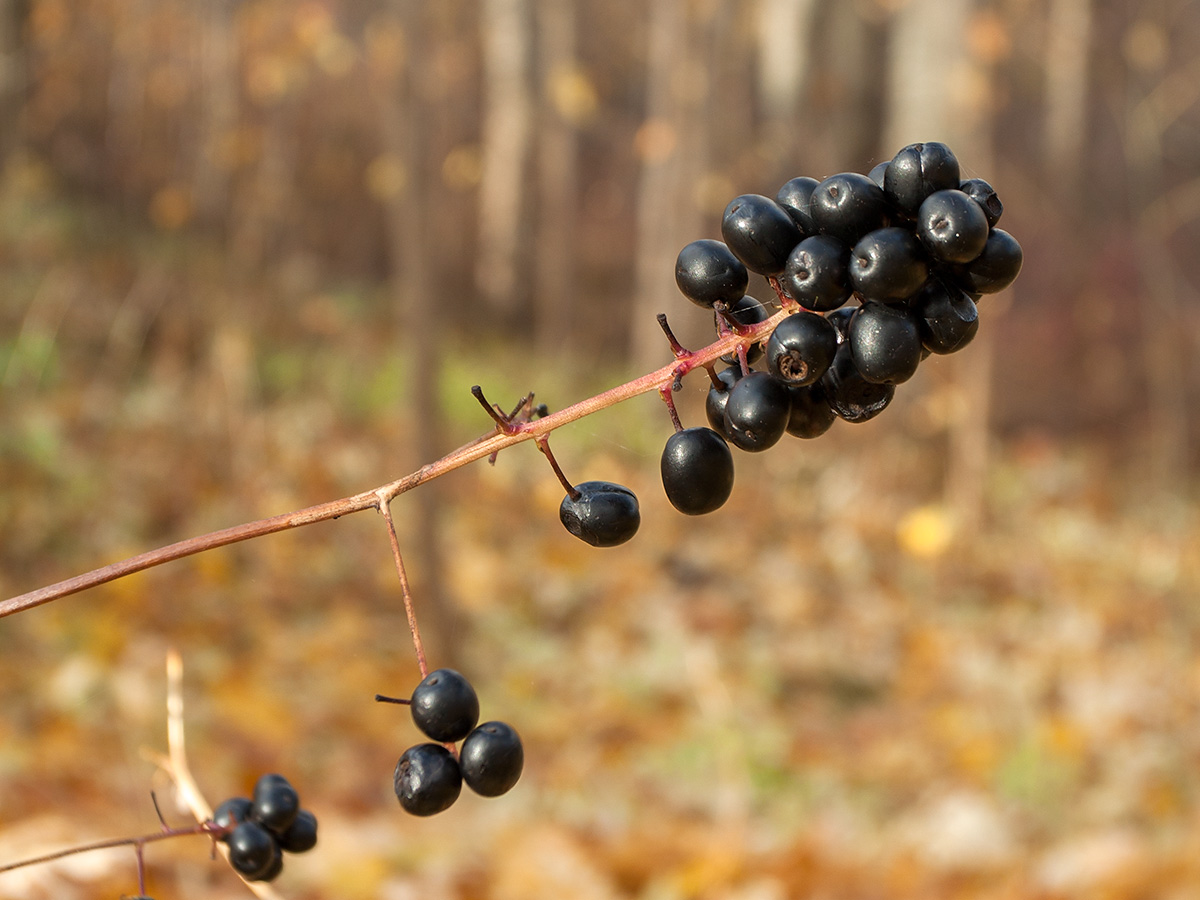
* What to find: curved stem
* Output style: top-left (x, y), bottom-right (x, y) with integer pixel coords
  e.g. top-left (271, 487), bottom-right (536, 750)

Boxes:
top-left (0, 308), bottom-right (788, 618)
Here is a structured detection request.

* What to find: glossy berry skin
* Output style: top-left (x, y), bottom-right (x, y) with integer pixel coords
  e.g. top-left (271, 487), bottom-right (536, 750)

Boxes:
top-left (252, 847), bottom-right (285, 883)
top-left (459, 721), bottom-right (524, 797)
top-left (559, 481), bottom-right (640, 547)
top-left (950, 228), bottom-right (1023, 294)
top-left (848, 302), bottom-right (923, 385)
top-left (227, 821), bottom-right (280, 880)
top-left (721, 194), bottom-right (803, 275)
top-left (959, 177), bottom-right (1003, 227)
top-left (251, 774), bottom-right (299, 834)
top-left (884, 141), bottom-right (961, 217)
top-left (786, 383), bottom-right (837, 438)
top-left (809, 172), bottom-right (890, 245)
top-left (825, 305), bottom-right (857, 342)
top-left (705, 365), bottom-right (742, 433)
top-left (819, 344), bottom-right (896, 423)
top-left (674, 239), bottom-right (748, 308)
top-left (779, 235), bottom-right (851, 311)
top-left (410, 668), bottom-right (480, 743)
top-left (277, 809), bottom-right (318, 854)
top-left (213, 797), bottom-right (253, 840)
top-left (849, 228), bottom-right (929, 302)
top-left (723, 372), bottom-right (791, 452)
top-left (867, 160), bottom-right (889, 187)
top-left (916, 189), bottom-right (989, 264)
top-left (394, 743), bottom-right (462, 816)
top-left (775, 176), bottom-right (820, 234)
top-left (910, 280), bottom-right (979, 354)
top-left (765, 311), bottom-right (837, 386)
top-left (661, 427), bottom-right (735, 515)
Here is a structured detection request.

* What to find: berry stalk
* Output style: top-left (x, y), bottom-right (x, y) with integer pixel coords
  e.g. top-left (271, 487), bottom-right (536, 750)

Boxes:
top-left (0, 307), bottom-right (788, 618)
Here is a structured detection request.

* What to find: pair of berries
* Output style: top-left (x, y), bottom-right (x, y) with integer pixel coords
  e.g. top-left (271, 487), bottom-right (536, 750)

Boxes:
top-left (212, 774), bottom-right (318, 882)
top-left (388, 668), bottom-right (524, 816)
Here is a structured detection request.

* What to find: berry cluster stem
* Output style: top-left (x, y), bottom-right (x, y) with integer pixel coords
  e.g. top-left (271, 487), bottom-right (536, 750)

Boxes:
top-left (0, 305), bottom-right (790, 618)
top-left (379, 499), bottom-right (430, 678)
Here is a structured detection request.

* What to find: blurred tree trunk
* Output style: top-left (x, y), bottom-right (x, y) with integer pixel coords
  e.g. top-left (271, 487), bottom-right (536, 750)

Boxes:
top-left (884, 0), bottom-right (995, 537)
top-left (630, 0), bottom-right (708, 371)
top-left (755, 0), bottom-right (819, 157)
top-left (533, 0), bottom-right (579, 352)
top-left (1042, 0), bottom-right (1092, 191)
top-left (0, 0), bottom-right (28, 166)
top-left (192, 0), bottom-right (238, 226)
top-left (476, 0), bottom-right (533, 320)
top-left (371, 3), bottom-right (462, 671)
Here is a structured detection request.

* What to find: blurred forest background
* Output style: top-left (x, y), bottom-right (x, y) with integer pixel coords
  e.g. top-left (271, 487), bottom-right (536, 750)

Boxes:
top-left (2, 0), bottom-right (1200, 898)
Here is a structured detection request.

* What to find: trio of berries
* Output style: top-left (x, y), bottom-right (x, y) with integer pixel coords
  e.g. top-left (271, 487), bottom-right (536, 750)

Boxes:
top-left (558, 140), bottom-right (1022, 546)
top-left (383, 668), bottom-right (524, 816)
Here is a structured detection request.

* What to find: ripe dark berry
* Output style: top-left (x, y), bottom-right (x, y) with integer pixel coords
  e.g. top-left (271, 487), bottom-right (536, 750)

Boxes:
top-left (849, 227), bottom-right (928, 302)
top-left (410, 668), bottom-right (480, 743)
top-left (779, 235), bottom-right (851, 312)
top-left (227, 821), bottom-right (280, 880)
top-left (916, 189), bottom-right (989, 264)
top-left (674, 239), bottom-right (749, 309)
top-left (867, 160), bottom-right (889, 187)
top-left (765, 311), bottom-right (838, 386)
top-left (910, 280), bottom-right (979, 354)
top-left (819, 344), bottom-right (896, 423)
top-left (848, 302), bottom-right (923, 385)
top-left (808, 172), bottom-right (890, 245)
top-left (721, 194), bottom-right (803, 275)
top-left (723, 371), bottom-right (791, 452)
top-left (775, 175), bottom-right (820, 234)
top-left (250, 774), bottom-right (300, 835)
top-left (825, 305), bottom-right (857, 342)
top-left (884, 141), bottom-right (961, 217)
top-left (786, 383), bottom-right (837, 438)
top-left (559, 481), bottom-right (640, 547)
top-left (252, 846), bottom-right (285, 883)
top-left (949, 228), bottom-right (1023, 294)
top-left (459, 721), bottom-right (524, 797)
top-left (277, 809), bottom-right (318, 854)
top-left (705, 365), bottom-right (743, 433)
top-left (660, 427), bottom-right (735, 515)
top-left (394, 743), bottom-right (462, 816)
top-left (959, 177), bottom-right (1003, 227)
top-left (212, 797), bottom-right (252, 840)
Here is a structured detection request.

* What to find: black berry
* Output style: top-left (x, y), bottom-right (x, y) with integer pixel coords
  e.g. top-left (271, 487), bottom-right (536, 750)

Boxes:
top-left (848, 302), bottom-right (923, 385)
top-left (660, 427), bottom-right (735, 515)
top-left (959, 177), bottom-right (1003, 227)
top-left (916, 189), bottom-right (990, 264)
top-left (277, 809), bottom-right (318, 854)
top-left (674, 239), bottom-right (749, 309)
top-left (723, 372), bottom-right (791, 452)
top-left (765, 311), bottom-right (838, 386)
top-left (212, 797), bottom-right (253, 840)
top-left (227, 821), bottom-right (280, 880)
top-left (410, 668), bottom-right (480, 743)
top-left (459, 721), bottom-right (524, 797)
top-left (786, 383), bottom-right (837, 439)
top-left (721, 193), bottom-right (803, 275)
top-left (779, 234), bottom-right (851, 312)
top-left (819, 344), bottom-right (896, 423)
top-left (775, 175), bottom-right (820, 234)
top-left (559, 481), bottom-right (640, 547)
top-left (949, 228), bottom-right (1023, 294)
top-left (884, 141), bottom-right (961, 217)
top-left (809, 172), bottom-right (890, 244)
top-left (705, 365), bottom-right (743, 433)
top-left (394, 743), bottom-right (462, 816)
top-left (251, 774), bottom-right (300, 835)
top-left (849, 227), bottom-right (928, 302)
top-left (910, 279), bottom-right (979, 354)
top-left (714, 294), bottom-right (769, 364)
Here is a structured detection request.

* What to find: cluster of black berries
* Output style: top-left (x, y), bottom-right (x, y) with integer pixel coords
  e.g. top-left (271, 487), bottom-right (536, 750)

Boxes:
top-left (661, 141), bottom-right (1021, 515)
top-left (389, 668), bottom-right (524, 816)
top-left (211, 774), bottom-right (318, 882)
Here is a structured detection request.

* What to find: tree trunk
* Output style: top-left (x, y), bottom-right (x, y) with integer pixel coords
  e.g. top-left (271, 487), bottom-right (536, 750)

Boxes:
top-left (533, 0), bottom-right (579, 352)
top-left (1042, 0), bottom-right (1093, 190)
top-left (0, 0), bottom-right (29, 166)
top-left (476, 0), bottom-right (534, 320)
